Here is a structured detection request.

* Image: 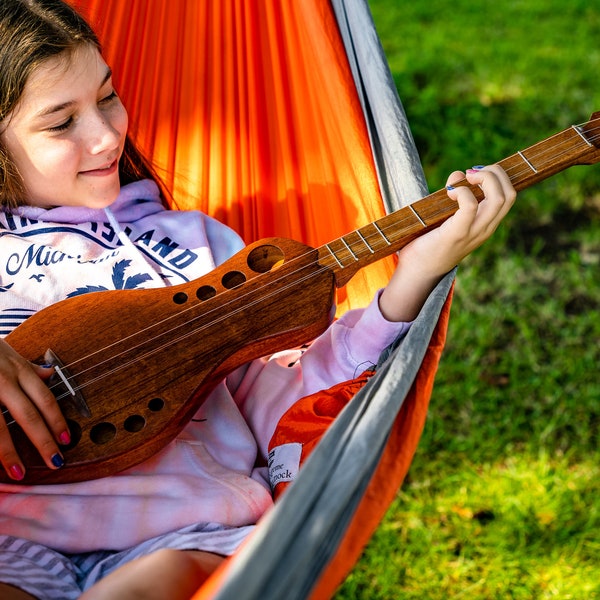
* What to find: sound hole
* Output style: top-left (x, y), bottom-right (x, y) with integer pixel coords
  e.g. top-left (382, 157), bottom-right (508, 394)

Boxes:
top-left (148, 398), bottom-right (165, 412)
top-left (124, 415), bottom-right (146, 433)
top-left (196, 285), bottom-right (216, 301)
top-left (222, 271), bottom-right (246, 289)
top-left (173, 292), bottom-right (188, 304)
top-left (90, 422), bottom-right (117, 445)
top-left (247, 244), bottom-right (285, 273)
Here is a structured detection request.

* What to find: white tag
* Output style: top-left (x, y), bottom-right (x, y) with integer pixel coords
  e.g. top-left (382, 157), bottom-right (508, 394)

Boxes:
top-left (268, 442), bottom-right (302, 490)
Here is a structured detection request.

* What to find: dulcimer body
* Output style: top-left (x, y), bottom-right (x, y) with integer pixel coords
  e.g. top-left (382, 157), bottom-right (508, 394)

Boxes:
top-left (5, 238), bottom-right (336, 484)
top-left (3, 112), bottom-right (600, 484)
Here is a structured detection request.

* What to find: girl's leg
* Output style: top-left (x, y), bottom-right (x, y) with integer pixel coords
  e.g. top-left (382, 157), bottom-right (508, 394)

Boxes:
top-left (0, 583), bottom-right (39, 599)
top-left (80, 549), bottom-right (225, 600)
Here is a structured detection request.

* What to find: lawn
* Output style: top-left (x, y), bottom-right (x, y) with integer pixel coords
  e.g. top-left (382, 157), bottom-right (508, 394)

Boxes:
top-left (336, 1), bottom-right (600, 598)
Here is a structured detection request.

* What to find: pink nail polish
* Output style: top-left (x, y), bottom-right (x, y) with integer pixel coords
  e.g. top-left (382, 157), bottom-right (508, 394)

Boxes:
top-left (10, 465), bottom-right (25, 481)
top-left (59, 431), bottom-right (71, 445)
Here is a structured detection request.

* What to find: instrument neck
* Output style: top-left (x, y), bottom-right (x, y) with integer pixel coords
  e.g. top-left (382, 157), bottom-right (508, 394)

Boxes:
top-left (319, 115), bottom-right (600, 287)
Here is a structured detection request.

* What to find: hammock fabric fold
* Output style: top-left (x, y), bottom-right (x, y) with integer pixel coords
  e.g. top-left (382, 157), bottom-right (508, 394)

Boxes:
top-left (70, 0), bottom-right (453, 597)
top-left (75, 0), bottom-right (397, 315)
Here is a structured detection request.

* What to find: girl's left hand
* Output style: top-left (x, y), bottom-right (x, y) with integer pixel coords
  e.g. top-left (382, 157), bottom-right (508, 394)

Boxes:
top-left (379, 164), bottom-right (516, 322)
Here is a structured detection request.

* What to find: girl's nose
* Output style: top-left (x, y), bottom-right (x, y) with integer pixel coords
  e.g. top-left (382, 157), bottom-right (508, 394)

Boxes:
top-left (87, 111), bottom-right (122, 155)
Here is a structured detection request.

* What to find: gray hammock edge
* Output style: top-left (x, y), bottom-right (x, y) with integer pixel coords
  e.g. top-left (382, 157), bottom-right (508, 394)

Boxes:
top-left (211, 269), bottom-right (455, 600)
top-left (210, 0), bottom-right (451, 597)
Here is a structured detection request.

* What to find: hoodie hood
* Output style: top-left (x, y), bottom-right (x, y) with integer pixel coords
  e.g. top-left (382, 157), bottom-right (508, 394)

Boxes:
top-left (10, 179), bottom-right (163, 225)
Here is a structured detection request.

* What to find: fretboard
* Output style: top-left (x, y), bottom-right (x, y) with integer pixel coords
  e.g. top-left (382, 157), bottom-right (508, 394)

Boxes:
top-left (318, 113), bottom-right (600, 287)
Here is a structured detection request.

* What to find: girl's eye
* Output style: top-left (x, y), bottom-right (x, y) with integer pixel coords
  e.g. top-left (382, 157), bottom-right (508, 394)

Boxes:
top-left (100, 91), bottom-right (118, 104)
top-left (47, 117), bottom-right (73, 133)
top-left (45, 91), bottom-right (117, 133)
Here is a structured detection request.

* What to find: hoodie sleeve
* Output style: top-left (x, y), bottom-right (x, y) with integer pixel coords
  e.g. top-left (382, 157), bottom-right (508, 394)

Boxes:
top-left (203, 214), bottom-right (245, 266)
top-left (228, 290), bottom-right (411, 459)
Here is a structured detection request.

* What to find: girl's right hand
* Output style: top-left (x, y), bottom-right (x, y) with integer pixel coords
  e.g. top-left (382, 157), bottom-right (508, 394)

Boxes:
top-left (0, 339), bottom-right (70, 481)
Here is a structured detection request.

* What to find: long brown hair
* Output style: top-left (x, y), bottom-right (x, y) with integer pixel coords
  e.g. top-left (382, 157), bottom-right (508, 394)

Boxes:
top-left (0, 0), bottom-right (166, 208)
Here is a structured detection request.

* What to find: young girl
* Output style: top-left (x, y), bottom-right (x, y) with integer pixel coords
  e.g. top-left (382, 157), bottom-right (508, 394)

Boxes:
top-left (0, 1), bottom-right (515, 598)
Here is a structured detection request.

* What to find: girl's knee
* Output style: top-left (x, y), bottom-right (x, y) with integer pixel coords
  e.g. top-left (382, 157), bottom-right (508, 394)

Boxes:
top-left (80, 549), bottom-right (224, 600)
top-left (0, 583), bottom-right (40, 600)
top-left (146, 548), bottom-right (223, 581)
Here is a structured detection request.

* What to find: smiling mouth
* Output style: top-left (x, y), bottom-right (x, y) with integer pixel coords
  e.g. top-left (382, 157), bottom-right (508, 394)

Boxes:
top-left (79, 159), bottom-right (118, 176)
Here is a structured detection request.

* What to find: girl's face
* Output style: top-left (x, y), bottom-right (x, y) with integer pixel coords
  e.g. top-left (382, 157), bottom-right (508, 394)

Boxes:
top-left (0, 44), bottom-right (128, 209)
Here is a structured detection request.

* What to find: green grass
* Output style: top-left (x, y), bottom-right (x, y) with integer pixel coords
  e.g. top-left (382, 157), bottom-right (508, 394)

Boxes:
top-left (335, 1), bottom-right (600, 598)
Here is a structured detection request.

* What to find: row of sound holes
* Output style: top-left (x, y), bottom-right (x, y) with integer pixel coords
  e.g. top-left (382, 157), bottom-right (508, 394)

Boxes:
top-left (66, 397), bottom-right (166, 448)
top-left (172, 273), bottom-right (245, 306)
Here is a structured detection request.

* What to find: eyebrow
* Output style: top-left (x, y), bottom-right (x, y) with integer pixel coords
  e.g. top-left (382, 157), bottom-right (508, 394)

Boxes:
top-left (35, 67), bottom-right (113, 119)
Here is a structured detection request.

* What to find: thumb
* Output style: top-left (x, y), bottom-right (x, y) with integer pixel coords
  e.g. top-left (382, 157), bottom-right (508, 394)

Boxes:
top-left (31, 363), bottom-right (55, 381)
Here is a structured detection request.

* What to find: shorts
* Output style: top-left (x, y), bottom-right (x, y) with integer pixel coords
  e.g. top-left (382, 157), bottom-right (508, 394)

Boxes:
top-left (0, 522), bottom-right (254, 600)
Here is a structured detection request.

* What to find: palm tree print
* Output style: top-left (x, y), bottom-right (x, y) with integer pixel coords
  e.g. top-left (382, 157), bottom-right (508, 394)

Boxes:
top-left (66, 259), bottom-right (153, 297)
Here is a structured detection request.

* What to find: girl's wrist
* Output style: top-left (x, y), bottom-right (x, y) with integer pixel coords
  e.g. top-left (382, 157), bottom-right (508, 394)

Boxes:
top-left (378, 266), bottom-right (444, 322)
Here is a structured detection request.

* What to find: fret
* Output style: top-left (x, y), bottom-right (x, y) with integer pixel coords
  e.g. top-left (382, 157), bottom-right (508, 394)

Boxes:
top-left (373, 222), bottom-right (391, 245)
top-left (325, 236), bottom-right (363, 269)
top-left (572, 124), bottom-right (593, 147)
top-left (341, 237), bottom-right (358, 261)
top-left (518, 150), bottom-right (537, 174)
top-left (356, 229), bottom-right (374, 253)
top-left (325, 243), bottom-right (344, 268)
top-left (409, 204), bottom-right (427, 228)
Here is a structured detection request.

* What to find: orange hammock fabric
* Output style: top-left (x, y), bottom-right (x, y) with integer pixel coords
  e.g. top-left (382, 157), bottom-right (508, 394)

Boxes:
top-left (69, 1), bottom-right (452, 597)
top-left (74, 0), bottom-right (396, 316)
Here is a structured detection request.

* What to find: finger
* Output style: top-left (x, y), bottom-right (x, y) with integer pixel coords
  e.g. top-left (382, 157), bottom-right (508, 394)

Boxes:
top-left (482, 163), bottom-right (517, 210)
top-left (21, 364), bottom-right (70, 443)
top-left (465, 165), bottom-right (515, 213)
top-left (445, 177), bottom-right (479, 234)
top-left (446, 170), bottom-right (466, 188)
top-left (5, 387), bottom-right (65, 473)
top-left (0, 413), bottom-right (26, 481)
top-left (0, 362), bottom-right (68, 473)
top-left (464, 166), bottom-right (514, 231)
top-left (31, 363), bottom-right (55, 381)
top-left (443, 165), bottom-right (511, 251)
top-left (25, 364), bottom-right (71, 446)
top-left (0, 381), bottom-right (65, 479)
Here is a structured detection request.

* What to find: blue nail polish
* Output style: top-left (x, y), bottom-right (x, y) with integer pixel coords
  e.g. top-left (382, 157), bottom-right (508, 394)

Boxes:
top-left (446, 185), bottom-right (455, 191)
top-left (472, 165), bottom-right (485, 170)
top-left (51, 453), bottom-right (64, 469)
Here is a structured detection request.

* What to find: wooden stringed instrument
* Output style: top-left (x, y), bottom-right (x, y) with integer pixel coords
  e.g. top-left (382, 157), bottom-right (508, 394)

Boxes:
top-left (3, 113), bottom-right (600, 485)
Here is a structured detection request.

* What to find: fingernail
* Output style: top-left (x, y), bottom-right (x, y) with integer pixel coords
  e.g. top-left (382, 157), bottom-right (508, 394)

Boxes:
top-left (51, 453), bottom-right (65, 469)
top-left (40, 363), bottom-right (54, 369)
top-left (466, 165), bottom-right (486, 174)
top-left (10, 464), bottom-right (25, 481)
top-left (59, 431), bottom-right (71, 445)
top-left (446, 185), bottom-right (455, 191)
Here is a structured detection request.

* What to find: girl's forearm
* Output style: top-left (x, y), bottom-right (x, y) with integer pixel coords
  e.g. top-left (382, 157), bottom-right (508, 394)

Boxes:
top-left (378, 256), bottom-right (447, 322)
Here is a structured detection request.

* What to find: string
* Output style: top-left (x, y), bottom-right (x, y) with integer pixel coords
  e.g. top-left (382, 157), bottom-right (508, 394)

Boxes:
top-left (6, 120), bottom-right (600, 415)
top-left (502, 122), bottom-right (600, 183)
top-left (4, 119), bottom-right (600, 428)
top-left (416, 121), bottom-right (600, 224)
